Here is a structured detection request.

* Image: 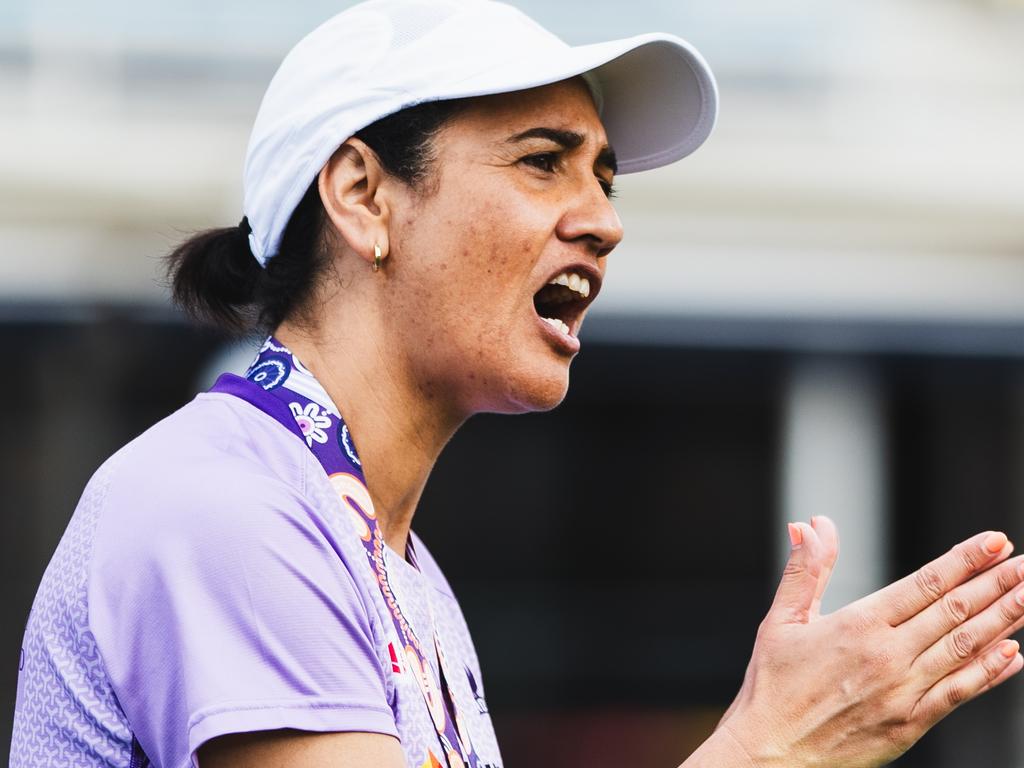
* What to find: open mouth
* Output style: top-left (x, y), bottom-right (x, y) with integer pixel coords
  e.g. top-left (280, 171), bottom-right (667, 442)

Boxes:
top-left (532, 268), bottom-right (599, 338)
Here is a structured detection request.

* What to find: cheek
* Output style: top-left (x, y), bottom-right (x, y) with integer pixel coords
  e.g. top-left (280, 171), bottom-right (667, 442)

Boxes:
top-left (390, 182), bottom-right (566, 405)
top-left (423, 203), bottom-right (542, 322)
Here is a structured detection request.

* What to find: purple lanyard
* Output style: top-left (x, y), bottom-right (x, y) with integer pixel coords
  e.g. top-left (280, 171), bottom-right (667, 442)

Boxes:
top-left (209, 337), bottom-right (480, 768)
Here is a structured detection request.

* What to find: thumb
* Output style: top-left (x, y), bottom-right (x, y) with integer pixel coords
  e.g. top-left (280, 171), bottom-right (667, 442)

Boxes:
top-left (768, 521), bottom-right (825, 625)
top-left (809, 515), bottom-right (840, 620)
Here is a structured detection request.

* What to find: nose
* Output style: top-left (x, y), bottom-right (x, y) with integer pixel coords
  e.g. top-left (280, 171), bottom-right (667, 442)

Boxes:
top-left (556, 176), bottom-right (624, 258)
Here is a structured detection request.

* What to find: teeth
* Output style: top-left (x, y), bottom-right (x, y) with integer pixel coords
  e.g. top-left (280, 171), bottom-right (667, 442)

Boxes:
top-left (546, 271), bottom-right (591, 300)
top-left (542, 317), bottom-right (571, 336)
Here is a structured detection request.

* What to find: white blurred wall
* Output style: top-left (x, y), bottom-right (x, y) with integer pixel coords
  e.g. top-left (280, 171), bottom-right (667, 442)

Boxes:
top-left (1, 0), bottom-right (1022, 324)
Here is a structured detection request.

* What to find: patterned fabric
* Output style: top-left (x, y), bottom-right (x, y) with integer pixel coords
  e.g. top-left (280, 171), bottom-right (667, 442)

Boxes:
top-left (11, 450), bottom-right (135, 768)
top-left (10, 337), bottom-right (503, 768)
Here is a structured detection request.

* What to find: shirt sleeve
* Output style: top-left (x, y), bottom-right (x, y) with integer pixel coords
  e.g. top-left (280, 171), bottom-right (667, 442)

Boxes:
top-left (88, 456), bottom-right (396, 768)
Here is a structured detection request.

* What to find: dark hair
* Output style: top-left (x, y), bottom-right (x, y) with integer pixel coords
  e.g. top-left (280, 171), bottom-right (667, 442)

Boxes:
top-left (165, 98), bottom-right (467, 336)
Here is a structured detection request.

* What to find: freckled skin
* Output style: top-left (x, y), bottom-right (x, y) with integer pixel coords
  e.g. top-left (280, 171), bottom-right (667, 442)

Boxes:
top-left (383, 78), bottom-right (623, 416)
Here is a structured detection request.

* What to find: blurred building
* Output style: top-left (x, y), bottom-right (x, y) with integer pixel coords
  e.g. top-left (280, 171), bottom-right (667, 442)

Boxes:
top-left (2, 1), bottom-right (1023, 766)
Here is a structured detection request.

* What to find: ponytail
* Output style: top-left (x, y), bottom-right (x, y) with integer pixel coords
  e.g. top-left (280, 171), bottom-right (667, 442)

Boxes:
top-left (165, 179), bottom-right (327, 336)
top-left (165, 217), bottom-right (262, 334)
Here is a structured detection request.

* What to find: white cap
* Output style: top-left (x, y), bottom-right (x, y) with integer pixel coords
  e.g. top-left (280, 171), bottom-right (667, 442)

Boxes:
top-left (244, 0), bottom-right (719, 266)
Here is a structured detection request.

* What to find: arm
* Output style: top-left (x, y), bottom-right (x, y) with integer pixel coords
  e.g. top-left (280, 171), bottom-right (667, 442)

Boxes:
top-left (197, 521), bottom-right (1023, 768)
top-left (678, 728), bottom-right (759, 767)
top-left (198, 730), bottom-right (407, 768)
top-left (682, 519), bottom-right (1024, 768)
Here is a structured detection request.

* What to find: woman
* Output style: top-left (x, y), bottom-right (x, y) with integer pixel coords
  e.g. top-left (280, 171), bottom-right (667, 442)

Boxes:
top-left (11, 1), bottom-right (1024, 767)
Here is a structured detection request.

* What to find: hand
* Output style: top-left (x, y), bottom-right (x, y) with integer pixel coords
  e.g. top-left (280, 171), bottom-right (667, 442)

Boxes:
top-left (717, 517), bottom-right (1024, 768)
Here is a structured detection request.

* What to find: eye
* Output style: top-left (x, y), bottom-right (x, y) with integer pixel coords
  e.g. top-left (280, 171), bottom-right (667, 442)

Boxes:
top-left (598, 178), bottom-right (617, 200)
top-left (521, 152), bottom-right (560, 173)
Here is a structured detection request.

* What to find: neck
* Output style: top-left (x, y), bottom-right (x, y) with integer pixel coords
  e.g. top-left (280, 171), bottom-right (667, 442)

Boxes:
top-left (275, 321), bottom-right (464, 557)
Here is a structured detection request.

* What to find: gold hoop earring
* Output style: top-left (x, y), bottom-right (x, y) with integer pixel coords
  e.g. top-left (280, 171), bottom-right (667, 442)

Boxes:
top-left (372, 243), bottom-right (383, 272)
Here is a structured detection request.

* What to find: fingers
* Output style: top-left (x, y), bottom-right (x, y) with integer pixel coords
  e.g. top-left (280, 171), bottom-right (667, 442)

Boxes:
top-left (768, 521), bottom-right (826, 625)
top-left (898, 553), bottom-right (1024, 653)
top-left (911, 579), bottom-right (1024, 682)
top-left (915, 639), bottom-right (1023, 729)
top-left (809, 515), bottom-right (840, 620)
top-left (869, 531), bottom-right (1012, 626)
top-left (977, 644), bottom-right (1024, 697)
top-left (974, 608), bottom-right (1024, 664)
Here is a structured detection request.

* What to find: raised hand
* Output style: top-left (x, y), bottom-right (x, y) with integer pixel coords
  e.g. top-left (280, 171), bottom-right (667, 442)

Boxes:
top-left (716, 518), bottom-right (1024, 768)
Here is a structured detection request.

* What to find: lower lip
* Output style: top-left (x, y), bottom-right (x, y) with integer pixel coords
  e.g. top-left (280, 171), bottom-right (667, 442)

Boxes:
top-left (535, 312), bottom-right (581, 355)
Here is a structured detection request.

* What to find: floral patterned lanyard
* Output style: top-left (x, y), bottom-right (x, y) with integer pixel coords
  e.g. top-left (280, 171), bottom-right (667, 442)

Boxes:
top-left (209, 336), bottom-right (480, 768)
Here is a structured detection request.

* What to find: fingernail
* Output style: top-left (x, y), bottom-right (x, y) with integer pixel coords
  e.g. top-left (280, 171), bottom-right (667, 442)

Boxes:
top-left (1015, 587), bottom-right (1024, 607)
top-left (788, 523), bottom-right (803, 550)
top-left (1001, 640), bottom-right (1020, 659)
top-left (984, 532), bottom-right (1008, 554)
top-left (1017, 562), bottom-right (1024, 581)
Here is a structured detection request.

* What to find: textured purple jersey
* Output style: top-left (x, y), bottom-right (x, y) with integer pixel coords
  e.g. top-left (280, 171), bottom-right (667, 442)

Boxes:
top-left (11, 342), bottom-right (502, 768)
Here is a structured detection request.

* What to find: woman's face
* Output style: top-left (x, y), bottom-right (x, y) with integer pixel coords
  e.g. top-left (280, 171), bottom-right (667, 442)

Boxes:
top-left (385, 77), bottom-right (623, 415)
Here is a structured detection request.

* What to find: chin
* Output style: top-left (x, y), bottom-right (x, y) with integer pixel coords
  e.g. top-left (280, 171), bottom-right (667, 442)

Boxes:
top-left (493, 361), bottom-right (572, 414)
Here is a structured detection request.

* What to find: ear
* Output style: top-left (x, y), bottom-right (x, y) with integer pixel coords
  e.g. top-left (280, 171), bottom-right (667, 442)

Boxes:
top-left (317, 138), bottom-right (391, 269)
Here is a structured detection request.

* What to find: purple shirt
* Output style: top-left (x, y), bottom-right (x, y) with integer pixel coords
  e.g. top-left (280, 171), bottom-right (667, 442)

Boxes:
top-left (11, 372), bottom-right (502, 767)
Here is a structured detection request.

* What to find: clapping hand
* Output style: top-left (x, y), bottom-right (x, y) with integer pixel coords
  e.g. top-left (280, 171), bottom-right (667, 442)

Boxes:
top-left (717, 517), bottom-right (1024, 767)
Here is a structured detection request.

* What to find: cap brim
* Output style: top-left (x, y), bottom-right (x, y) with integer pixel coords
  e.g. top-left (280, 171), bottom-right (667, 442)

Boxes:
top-left (423, 32), bottom-right (719, 174)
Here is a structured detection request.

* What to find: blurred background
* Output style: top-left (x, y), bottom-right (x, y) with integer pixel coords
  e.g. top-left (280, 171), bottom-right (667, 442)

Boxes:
top-left (2, 0), bottom-right (1024, 765)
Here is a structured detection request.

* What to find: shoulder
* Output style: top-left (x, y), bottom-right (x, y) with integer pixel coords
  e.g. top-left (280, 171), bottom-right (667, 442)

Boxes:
top-left (86, 391), bottom-right (352, 612)
top-left (79, 394), bottom-right (399, 768)
top-left (97, 391), bottom-right (311, 534)
top-left (120, 390), bottom-right (308, 490)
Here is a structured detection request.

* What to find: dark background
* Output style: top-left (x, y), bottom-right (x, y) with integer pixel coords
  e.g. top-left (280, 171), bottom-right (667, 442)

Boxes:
top-left (4, 310), bottom-right (1022, 767)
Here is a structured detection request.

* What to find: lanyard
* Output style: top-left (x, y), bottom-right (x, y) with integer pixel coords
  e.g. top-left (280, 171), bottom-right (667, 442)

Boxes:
top-left (210, 336), bottom-right (479, 768)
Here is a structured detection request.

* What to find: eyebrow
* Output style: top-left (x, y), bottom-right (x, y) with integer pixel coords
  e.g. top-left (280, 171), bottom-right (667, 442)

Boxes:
top-left (506, 127), bottom-right (618, 175)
